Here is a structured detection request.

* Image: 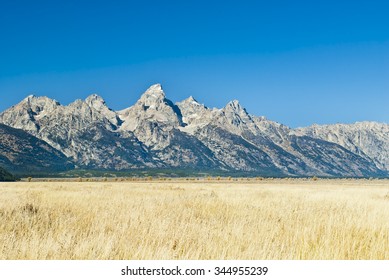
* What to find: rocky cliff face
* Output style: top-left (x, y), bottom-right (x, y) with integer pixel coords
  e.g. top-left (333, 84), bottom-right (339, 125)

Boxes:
top-left (0, 84), bottom-right (387, 177)
top-left (118, 84), bottom-right (184, 149)
top-left (177, 95), bottom-right (383, 177)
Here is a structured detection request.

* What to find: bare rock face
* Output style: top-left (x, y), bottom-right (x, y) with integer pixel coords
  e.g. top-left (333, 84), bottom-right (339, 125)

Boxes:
top-left (0, 84), bottom-right (387, 177)
top-left (214, 100), bottom-right (258, 135)
top-left (294, 122), bottom-right (389, 171)
top-left (0, 94), bottom-right (154, 169)
top-left (85, 94), bottom-right (122, 128)
top-left (186, 100), bottom-right (382, 177)
top-left (0, 123), bottom-right (73, 174)
top-left (0, 95), bottom-right (60, 133)
top-left (119, 84), bottom-right (182, 130)
top-left (194, 124), bottom-right (280, 173)
top-left (176, 96), bottom-right (217, 129)
top-left (119, 84), bottom-right (184, 149)
top-left (117, 85), bottom-right (221, 167)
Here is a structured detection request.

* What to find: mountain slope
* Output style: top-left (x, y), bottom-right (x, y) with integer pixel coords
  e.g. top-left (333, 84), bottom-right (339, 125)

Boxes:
top-left (0, 166), bottom-right (15, 181)
top-left (0, 123), bottom-right (73, 174)
top-left (294, 122), bottom-right (389, 171)
top-left (249, 117), bottom-right (384, 177)
top-left (178, 97), bottom-right (383, 177)
top-left (194, 125), bottom-right (282, 174)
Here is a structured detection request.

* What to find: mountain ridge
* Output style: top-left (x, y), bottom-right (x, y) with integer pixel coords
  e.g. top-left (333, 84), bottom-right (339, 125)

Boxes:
top-left (0, 84), bottom-right (387, 177)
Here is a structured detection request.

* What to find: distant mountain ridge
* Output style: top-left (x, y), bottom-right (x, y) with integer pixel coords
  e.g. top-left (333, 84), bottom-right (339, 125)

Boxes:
top-left (0, 84), bottom-right (387, 177)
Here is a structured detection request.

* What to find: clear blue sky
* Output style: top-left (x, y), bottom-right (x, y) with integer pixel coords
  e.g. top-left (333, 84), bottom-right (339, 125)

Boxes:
top-left (0, 0), bottom-right (388, 127)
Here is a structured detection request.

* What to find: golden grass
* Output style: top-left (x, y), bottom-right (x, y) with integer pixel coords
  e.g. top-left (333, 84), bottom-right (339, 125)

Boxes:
top-left (1, 179), bottom-right (389, 260)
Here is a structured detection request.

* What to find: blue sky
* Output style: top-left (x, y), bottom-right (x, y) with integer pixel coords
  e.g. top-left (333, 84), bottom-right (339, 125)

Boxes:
top-left (0, 0), bottom-right (388, 127)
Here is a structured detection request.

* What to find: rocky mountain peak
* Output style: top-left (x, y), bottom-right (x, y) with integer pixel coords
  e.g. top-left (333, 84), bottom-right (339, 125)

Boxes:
top-left (85, 94), bottom-right (108, 110)
top-left (85, 94), bottom-right (121, 127)
top-left (85, 93), bottom-right (104, 104)
top-left (137, 83), bottom-right (166, 106)
top-left (225, 100), bottom-right (247, 114)
top-left (24, 94), bottom-right (37, 100)
top-left (22, 94), bottom-right (53, 106)
top-left (180, 96), bottom-right (207, 108)
top-left (186, 96), bottom-right (198, 103)
top-left (177, 96), bottom-right (204, 109)
top-left (121, 84), bottom-right (180, 122)
top-left (22, 95), bottom-right (60, 108)
top-left (0, 95), bottom-right (60, 133)
top-left (228, 99), bottom-right (240, 107)
top-left (149, 83), bottom-right (163, 91)
top-left (118, 84), bottom-right (183, 148)
top-left (210, 99), bottom-right (258, 135)
top-left (223, 100), bottom-right (251, 121)
top-left (176, 96), bottom-right (216, 132)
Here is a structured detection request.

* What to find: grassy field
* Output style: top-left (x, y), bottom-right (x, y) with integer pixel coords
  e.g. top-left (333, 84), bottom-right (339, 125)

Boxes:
top-left (0, 179), bottom-right (389, 259)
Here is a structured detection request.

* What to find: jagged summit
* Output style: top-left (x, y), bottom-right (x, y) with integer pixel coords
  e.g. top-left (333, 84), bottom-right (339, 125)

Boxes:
top-left (148, 83), bottom-right (163, 91)
top-left (177, 96), bottom-right (206, 109)
top-left (187, 95), bottom-right (196, 102)
top-left (118, 84), bottom-right (183, 148)
top-left (225, 100), bottom-right (247, 113)
top-left (137, 83), bottom-right (166, 105)
top-left (176, 95), bottom-right (214, 130)
top-left (0, 95), bottom-right (60, 133)
top-left (209, 99), bottom-right (257, 136)
top-left (222, 100), bottom-right (252, 124)
top-left (24, 94), bottom-right (36, 100)
top-left (22, 94), bottom-right (59, 106)
top-left (85, 93), bottom-right (105, 103)
top-left (85, 94), bottom-right (109, 111)
top-left (121, 83), bottom-right (178, 120)
top-left (227, 99), bottom-right (240, 106)
top-left (183, 96), bottom-right (200, 104)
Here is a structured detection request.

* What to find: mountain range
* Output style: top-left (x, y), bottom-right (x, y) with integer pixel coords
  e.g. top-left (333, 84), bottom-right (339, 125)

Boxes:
top-left (0, 84), bottom-right (388, 177)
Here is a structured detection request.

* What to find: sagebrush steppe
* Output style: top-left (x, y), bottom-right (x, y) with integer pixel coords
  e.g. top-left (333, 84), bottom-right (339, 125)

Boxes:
top-left (0, 179), bottom-right (388, 259)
